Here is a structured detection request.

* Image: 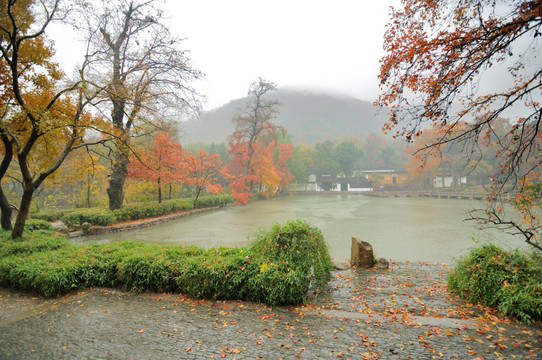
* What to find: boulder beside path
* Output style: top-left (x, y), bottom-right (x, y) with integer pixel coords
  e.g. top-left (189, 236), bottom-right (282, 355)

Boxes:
top-left (351, 236), bottom-right (375, 268)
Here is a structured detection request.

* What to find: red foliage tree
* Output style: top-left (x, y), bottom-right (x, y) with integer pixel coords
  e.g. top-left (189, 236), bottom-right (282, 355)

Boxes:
top-left (183, 149), bottom-right (229, 206)
top-left (274, 142), bottom-right (294, 189)
top-left (128, 131), bottom-right (184, 203)
top-left (227, 78), bottom-right (285, 204)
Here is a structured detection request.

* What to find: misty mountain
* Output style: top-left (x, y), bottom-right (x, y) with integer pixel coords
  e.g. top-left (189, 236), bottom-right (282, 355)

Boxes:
top-left (180, 89), bottom-right (389, 144)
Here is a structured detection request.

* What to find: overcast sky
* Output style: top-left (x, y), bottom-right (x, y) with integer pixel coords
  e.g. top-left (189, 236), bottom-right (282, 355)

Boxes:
top-left (165, 0), bottom-right (398, 110)
top-left (49, 0), bottom-right (399, 111)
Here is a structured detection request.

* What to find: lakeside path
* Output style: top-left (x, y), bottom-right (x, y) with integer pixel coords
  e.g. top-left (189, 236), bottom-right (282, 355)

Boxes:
top-left (1, 262), bottom-right (540, 359)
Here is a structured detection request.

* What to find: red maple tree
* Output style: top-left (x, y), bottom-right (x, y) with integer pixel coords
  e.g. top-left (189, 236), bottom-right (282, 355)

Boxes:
top-left (183, 149), bottom-right (229, 206)
top-left (128, 131), bottom-right (184, 203)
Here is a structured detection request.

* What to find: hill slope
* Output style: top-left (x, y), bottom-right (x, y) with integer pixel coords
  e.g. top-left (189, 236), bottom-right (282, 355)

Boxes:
top-left (180, 89), bottom-right (388, 144)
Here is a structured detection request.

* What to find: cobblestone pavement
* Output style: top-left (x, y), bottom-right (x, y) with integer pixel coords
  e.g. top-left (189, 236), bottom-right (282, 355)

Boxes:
top-left (1, 263), bottom-right (540, 359)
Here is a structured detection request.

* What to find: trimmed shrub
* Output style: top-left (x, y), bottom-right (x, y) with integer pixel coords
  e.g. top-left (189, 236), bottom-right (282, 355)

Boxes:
top-left (0, 219), bottom-right (333, 306)
top-left (31, 195), bottom-right (233, 227)
top-left (0, 230), bottom-right (70, 259)
top-left (32, 210), bottom-right (66, 222)
top-left (448, 244), bottom-right (542, 323)
top-left (174, 247), bottom-right (256, 300)
top-left (193, 194), bottom-right (234, 209)
top-left (24, 219), bottom-right (54, 232)
top-left (113, 198), bottom-right (194, 222)
top-left (61, 208), bottom-right (116, 228)
top-left (113, 195), bottom-right (233, 222)
top-left (247, 219), bottom-right (334, 305)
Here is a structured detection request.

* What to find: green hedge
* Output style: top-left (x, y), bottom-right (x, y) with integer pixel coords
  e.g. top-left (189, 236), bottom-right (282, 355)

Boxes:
top-left (61, 208), bottom-right (116, 227)
top-left (113, 195), bottom-right (233, 222)
top-left (113, 199), bottom-right (193, 222)
top-left (24, 219), bottom-right (55, 232)
top-left (448, 244), bottom-right (542, 324)
top-left (35, 195), bottom-right (234, 228)
top-left (0, 219), bottom-right (333, 305)
top-left (32, 209), bottom-right (67, 222)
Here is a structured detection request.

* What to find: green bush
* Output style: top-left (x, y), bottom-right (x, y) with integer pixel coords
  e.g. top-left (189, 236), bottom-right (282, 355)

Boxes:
top-left (0, 230), bottom-right (70, 259)
top-left (113, 198), bottom-right (193, 222)
top-left (113, 195), bottom-right (233, 222)
top-left (31, 195), bottom-right (233, 227)
top-left (247, 219), bottom-right (334, 305)
top-left (174, 247), bottom-right (256, 300)
top-left (32, 210), bottom-right (66, 222)
top-left (193, 194), bottom-right (234, 209)
top-left (448, 244), bottom-right (542, 323)
top-left (0, 219), bottom-right (332, 306)
top-left (24, 219), bottom-right (54, 232)
top-left (61, 208), bottom-right (116, 228)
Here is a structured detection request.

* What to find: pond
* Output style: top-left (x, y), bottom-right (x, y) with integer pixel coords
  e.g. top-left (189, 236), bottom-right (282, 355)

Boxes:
top-left (76, 194), bottom-right (526, 264)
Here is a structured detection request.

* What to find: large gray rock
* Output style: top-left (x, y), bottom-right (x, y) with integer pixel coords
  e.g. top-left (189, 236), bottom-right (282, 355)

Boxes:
top-left (351, 237), bottom-right (375, 268)
top-left (51, 221), bottom-right (70, 234)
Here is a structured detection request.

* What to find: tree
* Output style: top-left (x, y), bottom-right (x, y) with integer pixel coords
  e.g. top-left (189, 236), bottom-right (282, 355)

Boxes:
top-left (228, 78), bottom-right (282, 176)
top-left (0, 132), bottom-right (14, 230)
top-left (0, 0), bottom-right (104, 238)
top-left (378, 0), bottom-right (542, 251)
top-left (184, 149), bottom-right (228, 206)
top-left (247, 139), bottom-right (293, 198)
top-left (362, 133), bottom-right (386, 169)
top-left (227, 78), bottom-right (283, 203)
top-left (289, 145), bottom-right (314, 183)
top-left (275, 142), bottom-right (294, 189)
top-left (0, 0), bottom-right (38, 231)
top-left (313, 141), bottom-right (340, 176)
top-left (78, 0), bottom-right (202, 210)
top-left (335, 140), bottom-right (362, 176)
top-left (378, 146), bottom-right (398, 169)
top-left (405, 126), bottom-right (457, 188)
top-left (35, 145), bottom-right (109, 209)
top-left (128, 131), bottom-right (184, 204)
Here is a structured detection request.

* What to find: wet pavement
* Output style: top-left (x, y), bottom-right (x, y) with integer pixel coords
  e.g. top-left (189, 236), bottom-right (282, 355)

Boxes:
top-left (1, 262), bottom-right (541, 359)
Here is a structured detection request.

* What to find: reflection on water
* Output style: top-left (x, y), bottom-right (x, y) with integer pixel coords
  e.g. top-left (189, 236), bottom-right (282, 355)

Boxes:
top-left (76, 195), bottom-right (525, 263)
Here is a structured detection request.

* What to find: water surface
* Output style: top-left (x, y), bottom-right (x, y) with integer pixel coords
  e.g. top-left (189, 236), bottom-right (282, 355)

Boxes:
top-left (77, 195), bottom-right (525, 263)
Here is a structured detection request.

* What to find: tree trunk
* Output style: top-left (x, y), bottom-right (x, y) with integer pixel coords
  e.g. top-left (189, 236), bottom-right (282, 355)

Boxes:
top-left (0, 187), bottom-right (12, 231)
top-left (194, 188), bottom-right (201, 208)
top-left (157, 176), bottom-right (162, 204)
top-left (11, 186), bottom-right (33, 239)
top-left (107, 147), bottom-right (129, 210)
top-left (0, 134), bottom-right (13, 231)
top-left (87, 171), bottom-right (91, 208)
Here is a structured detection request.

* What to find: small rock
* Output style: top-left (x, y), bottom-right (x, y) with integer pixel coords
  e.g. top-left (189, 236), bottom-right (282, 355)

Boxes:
top-left (81, 222), bottom-right (92, 233)
top-left (332, 258), bottom-right (351, 270)
top-left (375, 257), bottom-right (390, 270)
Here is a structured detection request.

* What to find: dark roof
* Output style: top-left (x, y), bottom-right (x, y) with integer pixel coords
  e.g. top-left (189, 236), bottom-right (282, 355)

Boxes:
top-left (316, 176), bottom-right (372, 186)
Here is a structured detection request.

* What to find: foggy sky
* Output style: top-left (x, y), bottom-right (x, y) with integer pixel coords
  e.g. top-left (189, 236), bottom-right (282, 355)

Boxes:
top-left (47, 1), bottom-right (398, 111)
top-left (163, 0), bottom-right (398, 110)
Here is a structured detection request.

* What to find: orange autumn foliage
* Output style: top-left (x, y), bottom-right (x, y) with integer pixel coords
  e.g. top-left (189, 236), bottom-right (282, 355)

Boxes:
top-left (183, 149), bottom-right (229, 203)
top-left (378, 0), bottom-right (542, 250)
top-left (128, 131), bottom-right (184, 203)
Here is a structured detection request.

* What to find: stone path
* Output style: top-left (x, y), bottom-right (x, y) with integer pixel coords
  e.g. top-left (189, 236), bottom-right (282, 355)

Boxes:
top-left (1, 262), bottom-right (540, 359)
